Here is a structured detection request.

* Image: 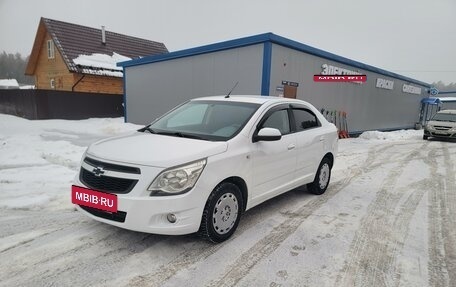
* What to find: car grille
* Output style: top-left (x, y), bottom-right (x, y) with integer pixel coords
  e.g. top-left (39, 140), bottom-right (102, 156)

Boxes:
top-left (79, 205), bottom-right (127, 223)
top-left (80, 168), bottom-right (138, 194)
top-left (84, 157), bottom-right (140, 174)
top-left (433, 126), bottom-right (452, 131)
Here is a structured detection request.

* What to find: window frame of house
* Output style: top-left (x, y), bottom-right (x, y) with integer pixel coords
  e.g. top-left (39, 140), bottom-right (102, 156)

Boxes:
top-left (47, 40), bottom-right (55, 59)
top-left (50, 78), bottom-right (55, 89)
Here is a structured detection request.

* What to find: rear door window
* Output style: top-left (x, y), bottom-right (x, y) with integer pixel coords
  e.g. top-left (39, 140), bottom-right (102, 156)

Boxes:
top-left (292, 109), bottom-right (320, 132)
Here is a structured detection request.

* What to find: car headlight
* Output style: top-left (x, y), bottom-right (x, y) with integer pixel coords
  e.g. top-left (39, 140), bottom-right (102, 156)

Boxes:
top-left (148, 159), bottom-right (206, 195)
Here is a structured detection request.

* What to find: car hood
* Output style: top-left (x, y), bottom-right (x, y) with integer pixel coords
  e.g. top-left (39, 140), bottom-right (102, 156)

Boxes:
top-left (86, 132), bottom-right (228, 168)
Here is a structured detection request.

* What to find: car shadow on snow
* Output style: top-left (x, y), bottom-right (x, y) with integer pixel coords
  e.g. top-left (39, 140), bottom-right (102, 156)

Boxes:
top-left (78, 186), bottom-right (313, 248)
top-left (425, 137), bottom-right (456, 143)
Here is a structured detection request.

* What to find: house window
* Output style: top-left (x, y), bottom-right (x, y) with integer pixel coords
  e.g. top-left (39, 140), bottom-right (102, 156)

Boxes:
top-left (50, 78), bottom-right (55, 89)
top-left (47, 40), bottom-right (55, 59)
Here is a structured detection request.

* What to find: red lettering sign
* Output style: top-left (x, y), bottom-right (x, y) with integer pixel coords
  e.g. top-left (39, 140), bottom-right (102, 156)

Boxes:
top-left (71, 185), bottom-right (118, 212)
top-left (314, 75), bottom-right (367, 82)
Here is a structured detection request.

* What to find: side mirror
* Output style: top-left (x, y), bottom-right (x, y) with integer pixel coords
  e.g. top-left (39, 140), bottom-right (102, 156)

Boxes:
top-left (253, 127), bottom-right (282, 142)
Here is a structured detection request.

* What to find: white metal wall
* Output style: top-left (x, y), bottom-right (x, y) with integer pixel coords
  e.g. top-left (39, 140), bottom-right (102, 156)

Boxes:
top-left (125, 44), bottom-right (264, 124)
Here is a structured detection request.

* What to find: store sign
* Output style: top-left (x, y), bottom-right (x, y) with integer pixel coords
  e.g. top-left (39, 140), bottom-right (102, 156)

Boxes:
top-left (376, 78), bottom-right (394, 90)
top-left (281, 81), bottom-right (299, 87)
top-left (319, 64), bottom-right (364, 84)
top-left (321, 64), bottom-right (361, 76)
top-left (402, 84), bottom-right (422, 95)
top-left (429, 87), bottom-right (439, 96)
top-left (314, 75), bottom-right (366, 82)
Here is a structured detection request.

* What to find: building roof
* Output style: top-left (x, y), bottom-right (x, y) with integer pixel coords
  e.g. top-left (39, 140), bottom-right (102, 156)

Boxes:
top-left (438, 91), bottom-right (456, 95)
top-left (118, 32), bottom-right (430, 88)
top-left (25, 17), bottom-right (168, 76)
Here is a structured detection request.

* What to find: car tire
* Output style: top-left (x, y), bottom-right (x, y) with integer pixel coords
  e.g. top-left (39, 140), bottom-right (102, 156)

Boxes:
top-left (198, 182), bottom-right (243, 243)
top-left (423, 135), bottom-right (428, 140)
top-left (307, 157), bottom-right (331, 195)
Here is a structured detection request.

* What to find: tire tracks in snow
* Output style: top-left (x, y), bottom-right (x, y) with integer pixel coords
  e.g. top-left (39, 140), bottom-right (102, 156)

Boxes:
top-left (1, 224), bottom-right (164, 287)
top-left (125, 191), bottom-right (308, 287)
top-left (205, 143), bottom-right (403, 287)
top-left (334, 142), bottom-right (429, 287)
top-left (441, 144), bottom-right (456, 286)
top-left (428, 142), bottom-right (456, 287)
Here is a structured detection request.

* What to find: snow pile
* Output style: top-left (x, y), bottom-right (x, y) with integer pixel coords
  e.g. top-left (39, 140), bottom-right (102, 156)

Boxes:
top-left (0, 114), bottom-right (141, 211)
top-left (0, 78), bottom-right (19, 88)
top-left (72, 52), bottom-right (131, 77)
top-left (359, 129), bottom-right (423, 141)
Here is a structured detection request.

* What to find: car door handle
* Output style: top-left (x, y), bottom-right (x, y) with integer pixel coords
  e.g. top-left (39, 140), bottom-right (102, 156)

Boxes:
top-left (319, 136), bottom-right (325, 142)
top-left (287, 144), bottom-right (296, 150)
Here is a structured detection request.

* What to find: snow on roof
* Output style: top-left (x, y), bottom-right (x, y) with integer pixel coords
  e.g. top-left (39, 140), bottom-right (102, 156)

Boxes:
top-left (0, 79), bottom-right (19, 87)
top-left (19, 85), bottom-right (35, 90)
top-left (72, 52), bottom-right (131, 77)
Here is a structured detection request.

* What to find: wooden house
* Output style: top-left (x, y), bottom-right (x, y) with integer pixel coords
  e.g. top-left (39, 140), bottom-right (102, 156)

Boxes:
top-left (25, 17), bottom-right (168, 94)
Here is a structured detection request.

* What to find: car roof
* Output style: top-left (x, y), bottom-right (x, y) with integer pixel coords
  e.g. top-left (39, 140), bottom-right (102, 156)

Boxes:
top-left (437, 109), bottom-right (456, 114)
top-left (191, 95), bottom-right (311, 105)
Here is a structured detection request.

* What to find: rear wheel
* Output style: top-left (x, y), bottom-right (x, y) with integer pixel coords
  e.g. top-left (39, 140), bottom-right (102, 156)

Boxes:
top-left (198, 182), bottom-right (243, 243)
top-left (307, 157), bottom-right (331, 195)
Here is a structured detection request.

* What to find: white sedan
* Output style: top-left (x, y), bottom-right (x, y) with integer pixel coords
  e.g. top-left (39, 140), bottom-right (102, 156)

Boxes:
top-left (72, 95), bottom-right (338, 242)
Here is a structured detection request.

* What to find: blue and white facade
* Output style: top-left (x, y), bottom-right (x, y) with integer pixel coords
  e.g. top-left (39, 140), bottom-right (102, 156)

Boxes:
top-left (119, 33), bottom-right (431, 134)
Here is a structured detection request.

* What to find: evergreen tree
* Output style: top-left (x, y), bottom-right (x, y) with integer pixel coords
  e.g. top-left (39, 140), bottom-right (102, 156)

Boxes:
top-left (0, 51), bottom-right (34, 85)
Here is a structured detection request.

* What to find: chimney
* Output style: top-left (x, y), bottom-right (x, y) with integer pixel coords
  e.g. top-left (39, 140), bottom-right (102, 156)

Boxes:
top-left (101, 25), bottom-right (106, 45)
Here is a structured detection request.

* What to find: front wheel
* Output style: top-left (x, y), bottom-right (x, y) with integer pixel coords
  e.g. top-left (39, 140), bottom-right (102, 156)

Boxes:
top-left (423, 135), bottom-right (428, 140)
top-left (198, 182), bottom-right (243, 243)
top-left (307, 157), bottom-right (331, 195)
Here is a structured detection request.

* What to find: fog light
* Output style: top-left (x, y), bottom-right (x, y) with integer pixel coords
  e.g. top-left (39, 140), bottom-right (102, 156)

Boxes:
top-left (167, 213), bottom-right (177, 223)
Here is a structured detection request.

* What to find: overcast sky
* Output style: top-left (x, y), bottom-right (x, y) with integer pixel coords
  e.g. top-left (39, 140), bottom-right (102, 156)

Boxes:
top-left (1, 0), bottom-right (455, 84)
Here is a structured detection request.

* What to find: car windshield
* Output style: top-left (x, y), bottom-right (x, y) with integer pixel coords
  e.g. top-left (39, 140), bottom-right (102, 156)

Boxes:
top-left (432, 112), bottom-right (456, 122)
top-left (144, 100), bottom-right (261, 141)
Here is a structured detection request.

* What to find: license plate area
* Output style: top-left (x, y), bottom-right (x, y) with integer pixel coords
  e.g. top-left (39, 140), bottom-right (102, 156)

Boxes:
top-left (72, 185), bottom-right (118, 212)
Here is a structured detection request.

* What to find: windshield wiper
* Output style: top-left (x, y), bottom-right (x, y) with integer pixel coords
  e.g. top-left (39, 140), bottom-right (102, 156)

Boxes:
top-left (138, 126), bottom-right (157, 134)
top-left (156, 131), bottom-right (203, 140)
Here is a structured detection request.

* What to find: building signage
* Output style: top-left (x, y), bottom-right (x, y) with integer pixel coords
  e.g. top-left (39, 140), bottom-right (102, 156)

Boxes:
top-left (376, 78), bottom-right (394, 90)
top-left (281, 81), bottom-right (299, 87)
top-left (402, 84), bottom-right (422, 95)
top-left (314, 75), bottom-right (366, 82)
top-left (429, 87), bottom-right (439, 96)
top-left (321, 64), bottom-right (361, 76)
top-left (319, 64), bottom-right (364, 84)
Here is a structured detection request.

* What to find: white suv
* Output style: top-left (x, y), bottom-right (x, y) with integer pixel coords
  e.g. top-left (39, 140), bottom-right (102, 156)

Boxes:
top-left (72, 96), bottom-right (338, 242)
top-left (423, 109), bottom-right (456, 140)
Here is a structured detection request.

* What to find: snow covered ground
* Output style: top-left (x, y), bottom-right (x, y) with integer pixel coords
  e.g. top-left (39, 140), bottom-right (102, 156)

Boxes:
top-left (0, 114), bottom-right (455, 287)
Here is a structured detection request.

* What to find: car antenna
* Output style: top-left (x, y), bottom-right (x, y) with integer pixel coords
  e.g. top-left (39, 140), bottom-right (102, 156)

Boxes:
top-left (225, 81), bottom-right (239, 98)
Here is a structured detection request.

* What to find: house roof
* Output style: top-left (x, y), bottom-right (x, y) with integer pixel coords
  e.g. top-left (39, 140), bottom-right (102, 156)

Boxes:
top-left (25, 17), bottom-right (168, 76)
top-left (118, 32), bottom-right (430, 88)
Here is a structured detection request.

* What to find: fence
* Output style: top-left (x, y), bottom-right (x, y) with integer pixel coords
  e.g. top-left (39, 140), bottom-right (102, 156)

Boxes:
top-left (0, 89), bottom-right (124, 120)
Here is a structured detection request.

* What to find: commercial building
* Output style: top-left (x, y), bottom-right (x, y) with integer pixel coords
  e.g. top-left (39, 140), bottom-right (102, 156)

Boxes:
top-left (119, 33), bottom-right (431, 134)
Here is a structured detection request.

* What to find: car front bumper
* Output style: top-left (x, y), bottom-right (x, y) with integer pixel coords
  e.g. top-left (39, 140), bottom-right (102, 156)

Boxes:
top-left (424, 129), bottom-right (456, 139)
top-left (73, 176), bottom-right (207, 235)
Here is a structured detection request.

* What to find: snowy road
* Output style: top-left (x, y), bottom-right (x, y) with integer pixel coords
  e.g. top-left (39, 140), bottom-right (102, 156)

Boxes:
top-left (0, 115), bottom-right (455, 287)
